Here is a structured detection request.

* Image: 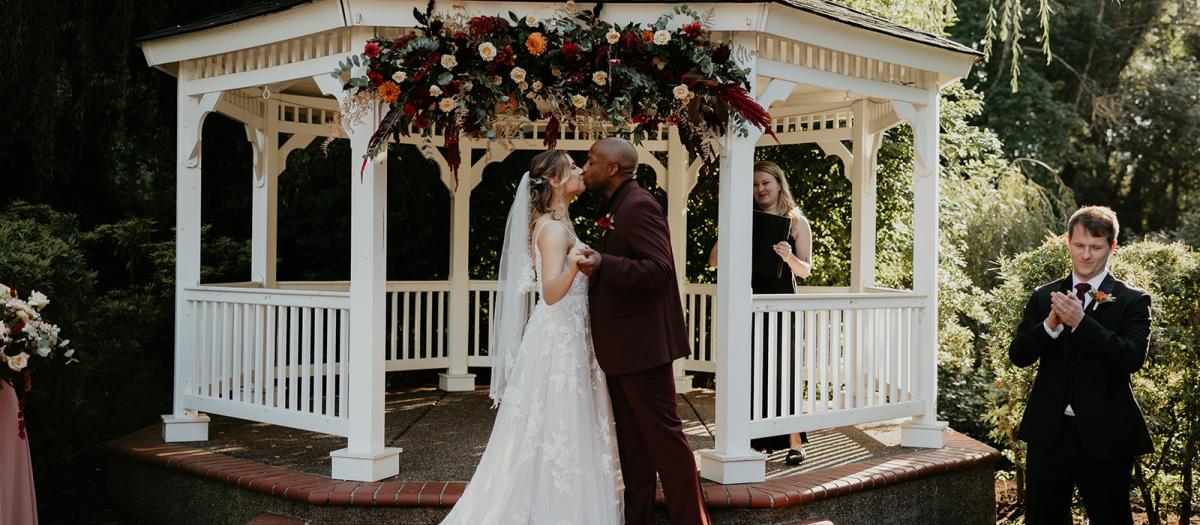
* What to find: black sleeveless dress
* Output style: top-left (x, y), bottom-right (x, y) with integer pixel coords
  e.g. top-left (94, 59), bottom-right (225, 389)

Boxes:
top-left (749, 225), bottom-right (809, 452)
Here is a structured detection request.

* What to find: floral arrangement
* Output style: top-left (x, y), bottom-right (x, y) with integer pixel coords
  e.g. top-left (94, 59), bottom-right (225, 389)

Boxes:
top-left (331, 2), bottom-right (776, 179)
top-left (1, 283), bottom-right (75, 439)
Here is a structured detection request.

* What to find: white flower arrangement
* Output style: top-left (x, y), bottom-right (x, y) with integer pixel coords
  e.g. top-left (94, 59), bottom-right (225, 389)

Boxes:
top-left (1, 284), bottom-right (76, 379)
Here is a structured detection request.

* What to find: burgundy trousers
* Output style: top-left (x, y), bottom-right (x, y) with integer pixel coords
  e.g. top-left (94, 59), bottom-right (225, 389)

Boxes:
top-left (607, 363), bottom-right (711, 525)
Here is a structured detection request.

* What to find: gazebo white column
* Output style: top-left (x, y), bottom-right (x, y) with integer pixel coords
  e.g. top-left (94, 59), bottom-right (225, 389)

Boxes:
top-left (162, 62), bottom-right (218, 441)
top-left (440, 140), bottom-right (482, 392)
top-left (665, 131), bottom-right (695, 393)
top-left (896, 90), bottom-right (948, 448)
top-left (848, 99), bottom-right (879, 293)
top-left (329, 96), bottom-right (400, 480)
top-left (247, 100), bottom-right (279, 287)
top-left (700, 36), bottom-right (795, 484)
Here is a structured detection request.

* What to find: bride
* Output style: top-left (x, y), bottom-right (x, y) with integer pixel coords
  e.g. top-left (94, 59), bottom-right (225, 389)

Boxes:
top-left (440, 149), bottom-right (623, 524)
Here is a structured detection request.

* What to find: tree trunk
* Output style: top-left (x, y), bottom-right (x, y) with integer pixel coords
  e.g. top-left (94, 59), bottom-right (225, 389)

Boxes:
top-left (1136, 461), bottom-right (1160, 525)
top-left (1182, 424), bottom-right (1195, 525)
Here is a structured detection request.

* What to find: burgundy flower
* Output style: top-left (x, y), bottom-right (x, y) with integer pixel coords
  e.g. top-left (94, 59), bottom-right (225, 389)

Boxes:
top-left (368, 71), bottom-right (384, 85)
top-left (468, 15), bottom-right (510, 37)
top-left (364, 42), bottom-right (382, 59)
top-left (495, 45), bottom-right (515, 65)
top-left (713, 44), bottom-right (732, 64)
top-left (621, 31), bottom-right (641, 51)
top-left (562, 42), bottom-right (580, 59)
top-left (682, 21), bottom-right (703, 38)
top-left (403, 103), bottom-right (418, 117)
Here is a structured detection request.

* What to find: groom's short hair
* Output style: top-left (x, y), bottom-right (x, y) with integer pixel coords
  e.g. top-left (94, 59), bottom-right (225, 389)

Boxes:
top-left (1067, 206), bottom-right (1119, 245)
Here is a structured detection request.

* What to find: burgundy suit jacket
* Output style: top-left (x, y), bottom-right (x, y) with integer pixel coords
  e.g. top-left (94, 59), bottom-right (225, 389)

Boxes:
top-left (588, 180), bottom-right (690, 375)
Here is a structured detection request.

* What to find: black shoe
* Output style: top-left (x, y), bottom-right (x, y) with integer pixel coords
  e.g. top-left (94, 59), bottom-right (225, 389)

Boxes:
top-left (785, 448), bottom-right (806, 465)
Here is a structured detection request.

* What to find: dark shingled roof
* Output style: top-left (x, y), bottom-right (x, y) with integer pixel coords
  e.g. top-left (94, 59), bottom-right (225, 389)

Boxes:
top-left (137, 0), bottom-right (981, 57)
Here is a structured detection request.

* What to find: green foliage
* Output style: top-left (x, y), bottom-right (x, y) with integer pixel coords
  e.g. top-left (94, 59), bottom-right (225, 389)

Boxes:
top-left (983, 238), bottom-right (1200, 520)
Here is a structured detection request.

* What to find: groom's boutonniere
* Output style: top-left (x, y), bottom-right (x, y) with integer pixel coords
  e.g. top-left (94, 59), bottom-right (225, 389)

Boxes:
top-left (596, 213), bottom-right (615, 233)
top-left (1089, 289), bottom-right (1116, 309)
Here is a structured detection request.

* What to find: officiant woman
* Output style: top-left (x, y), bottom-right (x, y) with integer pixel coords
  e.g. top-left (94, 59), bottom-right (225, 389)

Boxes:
top-left (708, 160), bottom-right (813, 465)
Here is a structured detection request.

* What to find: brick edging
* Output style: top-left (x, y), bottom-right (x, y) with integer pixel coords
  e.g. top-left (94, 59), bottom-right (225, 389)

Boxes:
top-left (102, 426), bottom-right (998, 509)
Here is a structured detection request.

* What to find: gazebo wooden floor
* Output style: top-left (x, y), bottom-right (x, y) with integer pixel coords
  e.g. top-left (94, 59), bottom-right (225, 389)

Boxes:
top-left (104, 387), bottom-right (999, 525)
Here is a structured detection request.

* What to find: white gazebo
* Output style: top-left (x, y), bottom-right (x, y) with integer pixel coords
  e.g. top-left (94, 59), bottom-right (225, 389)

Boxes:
top-left (138, 0), bottom-right (978, 483)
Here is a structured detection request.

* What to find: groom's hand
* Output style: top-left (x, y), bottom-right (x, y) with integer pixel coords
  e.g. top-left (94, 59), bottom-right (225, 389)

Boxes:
top-left (577, 247), bottom-right (602, 276)
top-left (1050, 292), bottom-right (1085, 329)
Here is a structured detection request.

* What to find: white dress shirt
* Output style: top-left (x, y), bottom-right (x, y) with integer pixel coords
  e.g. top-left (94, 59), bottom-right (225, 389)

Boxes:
top-left (1043, 269), bottom-right (1108, 416)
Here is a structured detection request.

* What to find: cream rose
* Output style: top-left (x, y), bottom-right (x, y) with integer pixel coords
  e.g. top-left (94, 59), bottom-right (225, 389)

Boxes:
top-left (28, 291), bottom-right (48, 310)
top-left (592, 71), bottom-right (608, 86)
top-left (531, 81), bottom-right (543, 92)
top-left (6, 352), bottom-right (29, 372)
top-left (525, 15), bottom-right (539, 26)
top-left (673, 84), bottom-right (691, 100)
top-left (510, 67), bottom-right (527, 83)
top-left (428, 85), bottom-right (443, 97)
top-left (440, 54), bottom-right (458, 70)
top-left (518, 81), bottom-right (529, 91)
top-left (653, 30), bottom-right (671, 45)
top-left (391, 71), bottom-right (407, 83)
top-left (478, 42), bottom-right (498, 61)
top-left (606, 29), bottom-right (621, 44)
top-left (439, 98), bottom-right (457, 113)
top-left (571, 94), bottom-right (587, 108)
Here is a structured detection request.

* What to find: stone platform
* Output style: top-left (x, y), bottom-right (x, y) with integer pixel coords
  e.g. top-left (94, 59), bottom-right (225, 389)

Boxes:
top-left (104, 388), bottom-right (998, 524)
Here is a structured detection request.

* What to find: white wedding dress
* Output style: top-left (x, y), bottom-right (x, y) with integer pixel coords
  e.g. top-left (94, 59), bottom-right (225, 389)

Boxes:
top-left (440, 224), bottom-right (623, 525)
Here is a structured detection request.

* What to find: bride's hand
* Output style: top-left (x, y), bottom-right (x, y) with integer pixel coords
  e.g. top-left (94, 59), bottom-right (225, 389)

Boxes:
top-left (773, 241), bottom-right (794, 261)
top-left (567, 248), bottom-right (586, 272)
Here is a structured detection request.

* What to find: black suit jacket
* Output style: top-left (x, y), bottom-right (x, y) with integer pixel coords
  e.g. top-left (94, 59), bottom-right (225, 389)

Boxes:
top-left (1009, 274), bottom-right (1154, 460)
top-left (588, 180), bottom-right (689, 375)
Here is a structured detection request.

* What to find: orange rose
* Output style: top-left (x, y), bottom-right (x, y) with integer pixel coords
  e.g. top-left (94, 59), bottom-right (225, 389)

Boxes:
top-left (525, 32), bottom-right (547, 56)
top-left (641, 30), bottom-right (654, 44)
top-left (378, 81), bottom-right (401, 103)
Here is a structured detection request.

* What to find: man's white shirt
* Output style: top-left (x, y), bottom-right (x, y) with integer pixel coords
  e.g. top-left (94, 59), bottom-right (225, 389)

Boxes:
top-left (1043, 268), bottom-right (1109, 416)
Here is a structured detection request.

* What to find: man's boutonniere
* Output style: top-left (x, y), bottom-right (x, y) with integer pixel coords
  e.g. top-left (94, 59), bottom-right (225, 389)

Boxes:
top-left (596, 213), bottom-right (615, 232)
top-left (1089, 289), bottom-right (1116, 310)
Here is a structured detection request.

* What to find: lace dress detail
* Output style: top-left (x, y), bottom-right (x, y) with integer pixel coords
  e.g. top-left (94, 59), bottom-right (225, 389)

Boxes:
top-left (440, 223), bottom-right (623, 525)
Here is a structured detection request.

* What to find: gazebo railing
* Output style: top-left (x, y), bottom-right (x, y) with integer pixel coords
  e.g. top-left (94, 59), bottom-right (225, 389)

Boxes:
top-left (745, 292), bottom-right (929, 439)
top-left (278, 281), bottom-right (451, 371)
top-left (181, 285), bottom-right (352, 436)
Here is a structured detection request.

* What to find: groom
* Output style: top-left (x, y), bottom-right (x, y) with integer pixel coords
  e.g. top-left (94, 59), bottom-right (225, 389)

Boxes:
top-left (1008, 206), bottom-right (1153, 524)
top-left (577, 137), bottom-right (710, 525)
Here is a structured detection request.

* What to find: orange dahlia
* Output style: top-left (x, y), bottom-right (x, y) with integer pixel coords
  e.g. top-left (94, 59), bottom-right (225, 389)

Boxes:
top-left (526, 32), bottom-right (547, 56)
top-left (378, 81), bottom-right (401, 103)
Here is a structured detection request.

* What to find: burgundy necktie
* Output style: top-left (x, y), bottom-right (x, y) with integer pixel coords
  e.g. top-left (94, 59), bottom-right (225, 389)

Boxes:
top-left (1075, 283), bottom-right (1091, 304)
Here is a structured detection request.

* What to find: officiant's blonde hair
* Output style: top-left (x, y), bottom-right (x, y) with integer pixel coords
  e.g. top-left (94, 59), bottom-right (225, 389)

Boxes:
top-left (754, 161), bottom-right (799, 217)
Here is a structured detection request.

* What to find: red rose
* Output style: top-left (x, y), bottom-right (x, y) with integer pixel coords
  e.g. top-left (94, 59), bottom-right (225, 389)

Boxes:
top-left (562, 42), bottom-right (580, 58)
top-left (368, 71), bottom-right (384, 85)
top-left (403, 103), bottom-right (417, 116)
top-left (595, 214), bottom-right (615, 231)
top-left (11, 320), bottom-right (25, 334)
top-left (364, 42), bottom-right (382, 59)
top-left (682, 21), bottom-right (703, 38)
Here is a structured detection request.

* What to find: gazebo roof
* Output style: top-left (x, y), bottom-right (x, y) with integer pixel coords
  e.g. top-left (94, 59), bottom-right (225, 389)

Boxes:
top-left (136, 0), bottom-right (980, 57)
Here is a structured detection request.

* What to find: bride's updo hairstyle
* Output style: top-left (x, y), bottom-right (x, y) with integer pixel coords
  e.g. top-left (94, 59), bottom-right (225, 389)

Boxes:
top-left (528, 149), bottom-right (572, 223)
